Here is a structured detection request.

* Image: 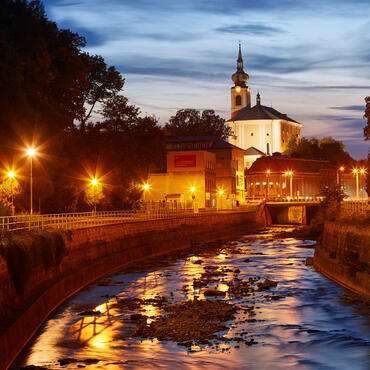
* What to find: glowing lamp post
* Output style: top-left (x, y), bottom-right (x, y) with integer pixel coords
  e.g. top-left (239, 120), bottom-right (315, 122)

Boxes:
top-left (7, 171), bottom-right (15, 216)
top-left (190, 186), bottom-right (196, 211)
top-left (266, 170), bottom-right (270, 199)
top-left (26, 148), bottom-right (36, 215)
top-left (91, 178), bottom-right (98, 212)
top-left (142, 183), bottom-right (150, 201)
top-left (337, 166), bottom-right (344, 186)
top-left (285, 171), bottom-right (293, 199)
top-left (360, 169), bottom-right (365, 200)
top-left (218, 189), bottom-right (224, 210)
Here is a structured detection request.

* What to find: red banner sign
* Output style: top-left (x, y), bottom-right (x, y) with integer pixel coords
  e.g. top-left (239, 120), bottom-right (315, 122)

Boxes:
top-left (175, 155), bottom-right (196, 168)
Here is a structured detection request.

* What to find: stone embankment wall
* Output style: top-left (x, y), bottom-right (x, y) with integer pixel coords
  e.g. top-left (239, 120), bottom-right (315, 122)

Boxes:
top-left (0, 209), bottom-right (267, 369)
top-left (314, 221), bottom-right (370, 297)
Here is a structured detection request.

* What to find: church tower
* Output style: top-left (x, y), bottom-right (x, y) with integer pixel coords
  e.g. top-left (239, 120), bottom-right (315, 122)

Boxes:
top-left (230, 44), bottom-right (250, 118)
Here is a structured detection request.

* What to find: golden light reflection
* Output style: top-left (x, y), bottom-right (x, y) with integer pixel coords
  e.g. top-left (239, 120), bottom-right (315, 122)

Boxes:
top-left (218, 283), bottom-right (229, 292)
top-left (217, 253), bottom-right (228, 260)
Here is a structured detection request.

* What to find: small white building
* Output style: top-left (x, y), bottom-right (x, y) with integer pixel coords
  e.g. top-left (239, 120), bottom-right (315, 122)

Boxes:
top-left (227, 45), bottom-right (302, 166)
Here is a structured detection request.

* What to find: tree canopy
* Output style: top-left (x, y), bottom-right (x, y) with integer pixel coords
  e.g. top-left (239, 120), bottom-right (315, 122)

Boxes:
top-left (165, 109), bottom-right (231, 139)
top-left (283, 136), bottom-right (354, 166)
top-left (0, 0), bottom-right (165, 214)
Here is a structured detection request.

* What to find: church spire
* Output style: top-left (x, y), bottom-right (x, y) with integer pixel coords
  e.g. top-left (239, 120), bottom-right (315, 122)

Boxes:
top-left (232, 44), bottom-right (249, 87)
top-left (256, 91), bottom-right (261, 105)
top-left (237, 43), bottom-right (243, 71)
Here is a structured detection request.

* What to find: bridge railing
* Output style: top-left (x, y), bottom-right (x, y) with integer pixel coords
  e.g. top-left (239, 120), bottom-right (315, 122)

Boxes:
top-left (0, 206), bottom-right (259, 233)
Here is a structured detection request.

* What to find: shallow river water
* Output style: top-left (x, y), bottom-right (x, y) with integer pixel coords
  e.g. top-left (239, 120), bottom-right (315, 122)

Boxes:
top-left (16, 227), bottom-right (369, 370)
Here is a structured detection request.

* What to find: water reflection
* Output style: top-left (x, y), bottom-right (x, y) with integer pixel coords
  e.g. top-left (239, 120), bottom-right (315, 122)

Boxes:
top-left (18, 228), bottom-right (370, 370)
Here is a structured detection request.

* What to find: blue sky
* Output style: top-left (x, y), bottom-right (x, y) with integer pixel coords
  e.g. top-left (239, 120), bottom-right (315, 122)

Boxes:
top-left (44, 0), bottom-right (369, 159)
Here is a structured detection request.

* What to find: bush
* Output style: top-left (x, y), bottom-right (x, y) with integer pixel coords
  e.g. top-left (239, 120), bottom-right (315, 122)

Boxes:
top-left (0, 230), bottom-right (66, 295)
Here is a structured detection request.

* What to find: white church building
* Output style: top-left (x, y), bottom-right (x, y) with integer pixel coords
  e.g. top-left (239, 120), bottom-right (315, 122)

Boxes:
top-left (227, 45), bottom-right (302, 168)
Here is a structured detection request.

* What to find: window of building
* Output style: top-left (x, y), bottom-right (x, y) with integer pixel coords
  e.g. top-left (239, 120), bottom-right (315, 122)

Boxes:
top-left (266, 133), bottom-right (270, 136)
top-left (236, 95), bottom-right (241, 106)
top-left (250, 132), bottom-right (254, 136)
top-left (267, 142), bottom-right (270, 154)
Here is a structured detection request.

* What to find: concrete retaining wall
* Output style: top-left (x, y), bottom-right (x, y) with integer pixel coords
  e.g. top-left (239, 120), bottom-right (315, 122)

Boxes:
top-left (0, 209), bottom-right (266, 369)
top-left (314, 221), bottom-right (370, 297)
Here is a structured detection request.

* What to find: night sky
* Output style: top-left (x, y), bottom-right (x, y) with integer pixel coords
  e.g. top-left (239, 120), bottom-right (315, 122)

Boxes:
top-left (44, 0), bottom-right (370, 159)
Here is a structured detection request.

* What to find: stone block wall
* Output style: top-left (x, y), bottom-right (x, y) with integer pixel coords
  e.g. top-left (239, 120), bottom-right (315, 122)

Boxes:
top-left (314, 221), bottom-right (370, 297)
top-left (0, 209), bottom-right (266, 369)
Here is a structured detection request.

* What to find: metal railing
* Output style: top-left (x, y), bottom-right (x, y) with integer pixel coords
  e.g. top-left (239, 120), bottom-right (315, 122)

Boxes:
top-left (341, 201), bottom-right (369, 217)
top-left (0, 206), bottom-right (259, 233)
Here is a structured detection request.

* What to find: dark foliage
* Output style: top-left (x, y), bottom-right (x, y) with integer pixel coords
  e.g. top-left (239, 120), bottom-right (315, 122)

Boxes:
top-left (165, 109), bottom-right (231, 139)
top-left (0, 1), bottom-right (166, 213)
top-left (283, 137), bottom-right (354, 167)
top-left (0, 230), bottom-right (66, 294)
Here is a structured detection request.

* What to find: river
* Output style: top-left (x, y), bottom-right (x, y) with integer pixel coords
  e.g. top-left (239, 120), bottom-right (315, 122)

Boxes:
top-left (15, 227), bottom-right (369, 369)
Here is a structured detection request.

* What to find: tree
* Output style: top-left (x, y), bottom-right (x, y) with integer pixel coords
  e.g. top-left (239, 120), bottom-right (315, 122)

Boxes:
top-left (283, 136), bottom-right (354, 166)
top-left (76, 54), bottom-right (124, 130)
top-left (99, 94), bottom-right (139, 132)
top-left (364, 97), bottom-right (370, 198)
top-left (364, 96), bottom-right (370, 141)
top-left (165, 109), bottom-right (231, 139)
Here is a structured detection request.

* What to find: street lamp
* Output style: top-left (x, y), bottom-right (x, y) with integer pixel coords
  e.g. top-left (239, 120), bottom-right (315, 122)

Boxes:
top-left (218, 189), bottom-right (224, 209)
top-left (352, 169), bottom-right (360, 200)
top-left (359, 169), bottom-right (366, 200)
top-left (7, 170), bottom-right (15, 216)
top-left (285, 171), bottom-right (293, 199)
top-left (266, 170), bottom-right (270, 199)
top-left (337, 166), bottom-right (344, 186)
top-left (91, 178), bottom-right (98, 212)
top-left (26, 148), bottom-right (36, 215)
top-left (190, 186), bottom-right (196, 211)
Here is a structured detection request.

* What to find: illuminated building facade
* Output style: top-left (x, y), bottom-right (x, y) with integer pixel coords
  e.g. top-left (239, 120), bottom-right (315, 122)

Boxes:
top-left (245, 156), bottom-right (363, 200)
top-left (147, 136), bottom-right (245, 209)
top-left (227, 45), bottom-right (302, 167)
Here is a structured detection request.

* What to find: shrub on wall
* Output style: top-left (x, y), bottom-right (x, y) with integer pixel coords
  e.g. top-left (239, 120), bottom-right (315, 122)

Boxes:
top-left (0, 230), bottom-right (66, 295)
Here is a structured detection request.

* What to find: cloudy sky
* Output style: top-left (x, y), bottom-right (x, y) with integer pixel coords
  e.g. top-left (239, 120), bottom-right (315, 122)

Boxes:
top-left (44, 0), bottom-right (369, 159)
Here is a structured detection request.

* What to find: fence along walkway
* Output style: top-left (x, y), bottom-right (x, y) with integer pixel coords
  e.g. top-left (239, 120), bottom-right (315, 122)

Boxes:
top-left (0, 206), bottom-right (259, 233)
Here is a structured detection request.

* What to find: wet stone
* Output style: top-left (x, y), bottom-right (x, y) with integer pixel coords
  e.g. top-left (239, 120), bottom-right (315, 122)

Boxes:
top-left (78, 310), bottom-right (101, 316)
top-left (132, 299), bottom-right (236, 348)
top-left (257, 279), bottom-right (278, 291)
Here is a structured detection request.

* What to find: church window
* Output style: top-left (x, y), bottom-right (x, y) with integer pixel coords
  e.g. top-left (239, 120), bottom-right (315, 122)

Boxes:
top-left (267, 143), bottom-right (270, 154)
top-left (266, 133), bottom-right (270, 136)
top-left (236, 95), bottom-right (241, 106)
top-left (250, 132), bottom-right (253, 136)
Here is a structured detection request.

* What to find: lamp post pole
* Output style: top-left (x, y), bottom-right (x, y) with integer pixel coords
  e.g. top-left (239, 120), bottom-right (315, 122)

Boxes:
top-left (219, 189), bottom-right (224, 210)
top-left (353, 169), bottom-right (359, 200)
top-left (285, 171), bottom-right (293, 199)
top-left (7, 171), bottom-right (15, 216)
top-left (337, 166), bottom-right (344, 187)
top-left (266, 170), bottom-right (270, 199)
top-left (26, 148), bottom-right (36, 215)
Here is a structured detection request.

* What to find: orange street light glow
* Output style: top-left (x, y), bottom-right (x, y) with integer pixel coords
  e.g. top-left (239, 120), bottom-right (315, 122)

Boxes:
top-left (360, 169), bottom-right (365, 174)
top-left (91, 178), bottom-right (98, 186)
top-left (339, 167), bottom-right (344, 171)
top-left (218, 189), bottom-right (224, 195)
top-left (190, 186), bottom-right (196, 192)
top-left (26, 148), bottom-right (36, 156)
top-left (353, 169), bottom-right (358, 174)
top-left (143, 184), bottom-right (150, 190)
top-left (7, 171), bottom-right (15, 178)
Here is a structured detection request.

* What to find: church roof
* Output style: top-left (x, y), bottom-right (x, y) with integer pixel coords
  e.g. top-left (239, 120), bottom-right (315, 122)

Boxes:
top-left (245, 146), bottom-right (266, 156)
top-left (228, 104), bottom-right (300, 124)
top-left (167, 136), bottom-right (244, 151)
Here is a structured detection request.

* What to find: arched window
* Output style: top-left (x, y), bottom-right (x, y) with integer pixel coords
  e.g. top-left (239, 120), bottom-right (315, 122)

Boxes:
top-left (267, 143), bottom-right (270, 154)
top-left (235, 95), bottom-right (241, 106)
